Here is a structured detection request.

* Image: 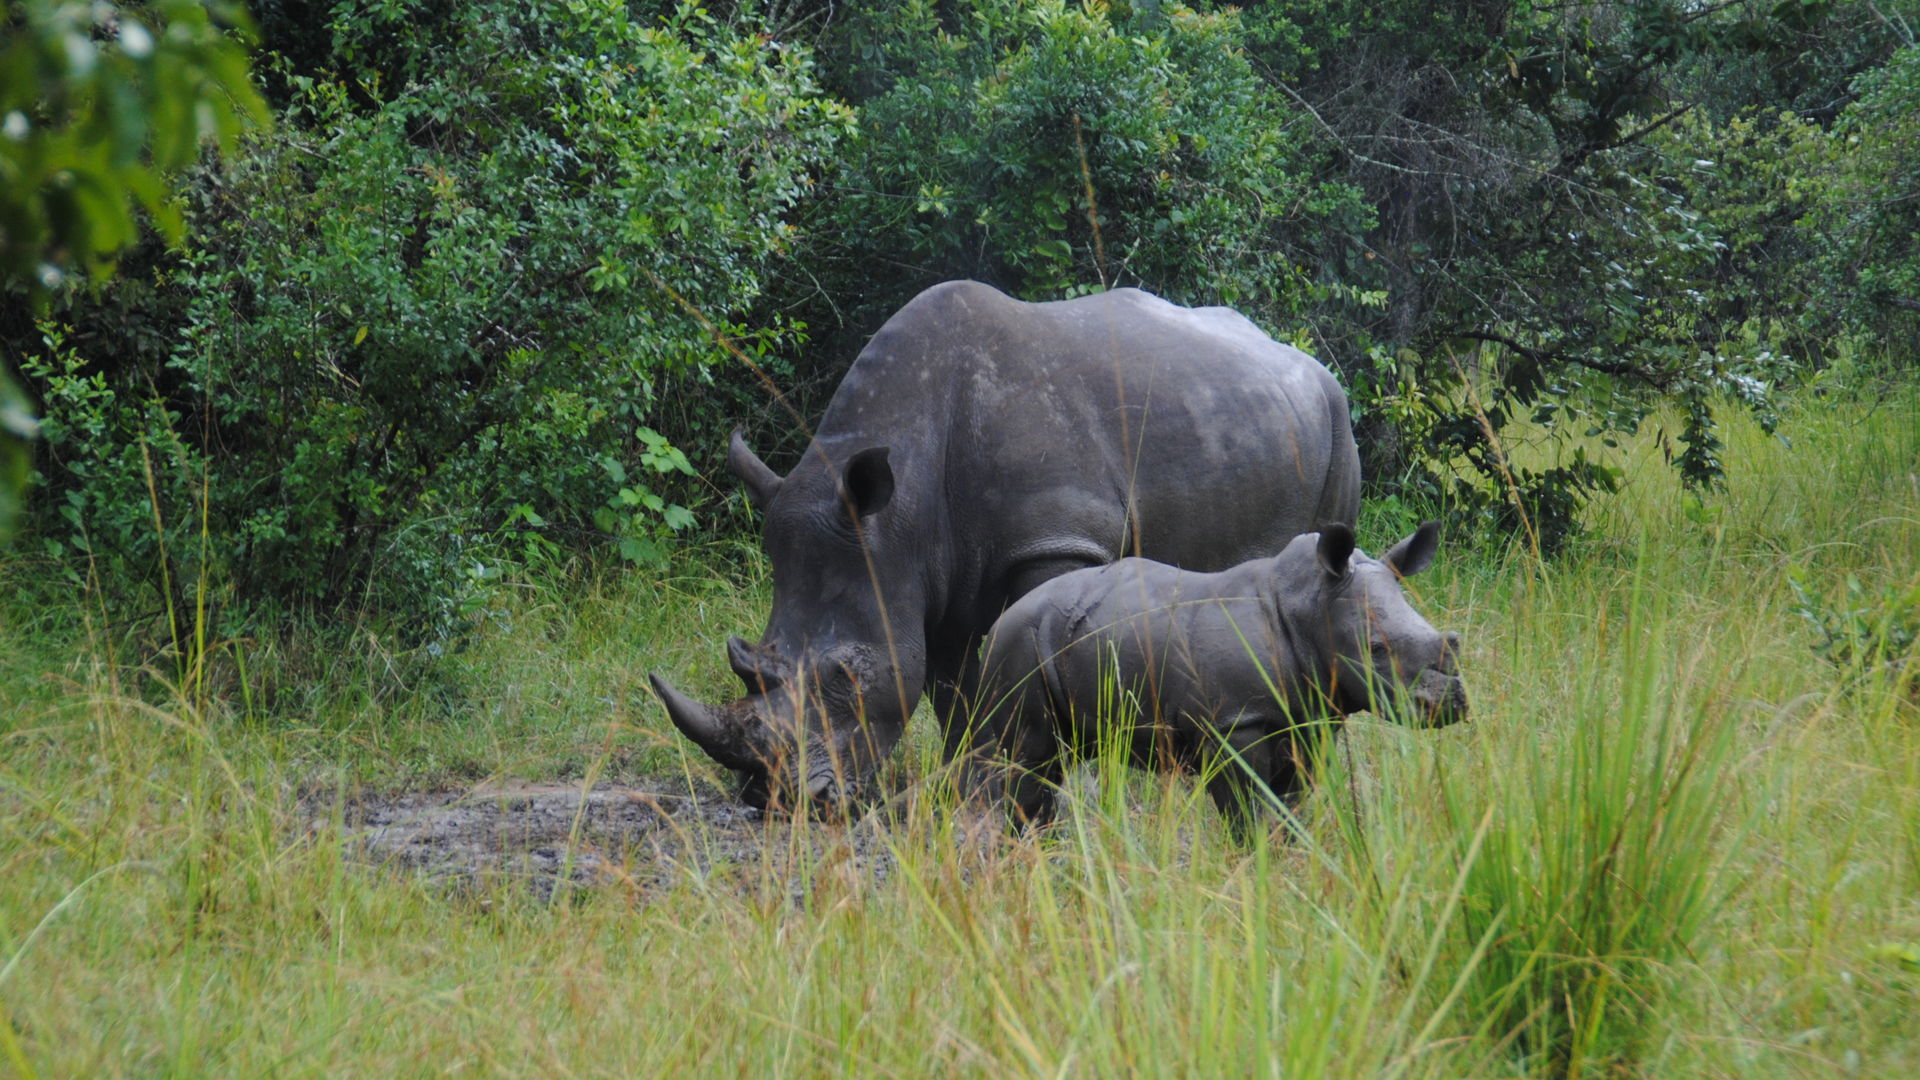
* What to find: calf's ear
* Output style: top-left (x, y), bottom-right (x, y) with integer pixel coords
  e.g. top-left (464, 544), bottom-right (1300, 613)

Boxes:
top-left (1316, 523), bottom-right (1356, 580)
top-left (1384, 520), bottom-right (1441, 578)
top-left (841, 446), bottom-right (895, 520)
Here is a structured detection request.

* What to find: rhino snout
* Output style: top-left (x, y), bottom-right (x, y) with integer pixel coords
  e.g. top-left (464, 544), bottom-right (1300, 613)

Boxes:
top-left (1409, 666), bottom-right (1468, 727)
top-left (742, 766), bottom-right (863, 819)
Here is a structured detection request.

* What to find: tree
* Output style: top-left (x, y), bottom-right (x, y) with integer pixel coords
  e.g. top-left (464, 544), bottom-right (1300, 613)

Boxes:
top-left (1812, 40), bottom-right (1920, 342)
top-left (743, 0), bottom-right (1370, 463)
top-left (1, 0), bottom-right (267, 541)
top-left (1230, 0), bottom-right (1916, 547)
top-left (21, 0), bottom-right (851, 631)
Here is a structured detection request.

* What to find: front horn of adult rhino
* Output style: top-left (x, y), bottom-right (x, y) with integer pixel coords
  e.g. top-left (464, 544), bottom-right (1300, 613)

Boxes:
top-left (648, 673), bottom-right (768, 774)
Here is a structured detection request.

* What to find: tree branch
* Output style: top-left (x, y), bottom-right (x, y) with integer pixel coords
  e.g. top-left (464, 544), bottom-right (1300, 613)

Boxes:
top-left (1593, 104), bottom-right (1696, 155)
top-left (1449, 330), bottom-right (1670, 385)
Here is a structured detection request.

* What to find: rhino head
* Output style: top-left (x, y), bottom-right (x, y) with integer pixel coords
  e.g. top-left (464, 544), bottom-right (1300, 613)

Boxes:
top-left (649, 430), bottom-right (926, 814)
top-left (1307, 521), bottom-right (1468, 727)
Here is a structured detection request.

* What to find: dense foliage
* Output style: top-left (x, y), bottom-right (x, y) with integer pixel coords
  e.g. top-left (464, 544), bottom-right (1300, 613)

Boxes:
top-left (13, 0), bottom-right (849, 632)
top-left (0, 0), bottom-right (266, 289)
top-left (811, 0), bottom-right (1371, 321)
top-left (4, 0), bottom-right (1916, 627)
top-left (1221, 0), bottom-right (1916, 549)
top-left (1813, 41), bottom-right (1920, 343)
top-left (1, 0), bottom-right (268, 540)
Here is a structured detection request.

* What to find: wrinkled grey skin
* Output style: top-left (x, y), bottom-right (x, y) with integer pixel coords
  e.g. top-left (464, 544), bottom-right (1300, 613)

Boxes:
top-left (650, 280), bottom-right (1361, 813)
top-left (961, 522), bottom-right (1466, 831)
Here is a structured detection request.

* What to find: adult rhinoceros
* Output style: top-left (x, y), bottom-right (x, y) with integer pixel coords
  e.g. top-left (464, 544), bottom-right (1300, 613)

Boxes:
top-left (650, 280), bottom-right (1360, 812)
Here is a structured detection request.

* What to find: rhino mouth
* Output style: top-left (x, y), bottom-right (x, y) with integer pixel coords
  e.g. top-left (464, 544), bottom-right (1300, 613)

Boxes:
top-left (739, 765), bottom-right (870, 820)
top-left (1409, 667), bottom-right (1469, 727)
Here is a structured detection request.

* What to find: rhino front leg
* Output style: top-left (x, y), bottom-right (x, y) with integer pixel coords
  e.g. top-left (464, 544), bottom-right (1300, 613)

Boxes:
top-left (1203, 720), bottom-right (1303, 841)
top-left (929, 639), bottom-right (987, 752)
top-left (951, 624), bottom-right (1068, 827)
top-left (960, 714), bottom-right (1067, 822)
top-left (949, 679), bottom-right (1061, 827)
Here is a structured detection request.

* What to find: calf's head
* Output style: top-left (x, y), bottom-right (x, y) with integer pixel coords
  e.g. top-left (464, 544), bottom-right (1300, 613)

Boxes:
top-left (1304, 521), bottom-right (1467, 726)
top-left (648, 431), bottom-right (921, 814)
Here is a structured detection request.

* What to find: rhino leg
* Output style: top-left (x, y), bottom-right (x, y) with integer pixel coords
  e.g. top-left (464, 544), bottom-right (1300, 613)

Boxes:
top-left (928, 646), bottom-right (985, 754)
top-left (948, 625), bottom-right (1067, 828)
top-left (959, 727), bottom-right (1061, 828)
top-left (1006, 756), bottom-right (1063, 827)
top-left (1204, 723), bottom-right (1276, 840)
top-left (1203, 721), bottom-right (1324, 841)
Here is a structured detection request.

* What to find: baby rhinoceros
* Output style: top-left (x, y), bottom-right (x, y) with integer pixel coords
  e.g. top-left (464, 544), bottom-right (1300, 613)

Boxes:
top-left (959, 521), bottom-right (1466, 831)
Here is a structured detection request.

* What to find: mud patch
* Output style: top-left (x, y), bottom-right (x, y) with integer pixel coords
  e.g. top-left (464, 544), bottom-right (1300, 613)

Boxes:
top-left (319, 778), bottom-right (906, 901)
top-left (318, 767), bottom-right (1262, 901)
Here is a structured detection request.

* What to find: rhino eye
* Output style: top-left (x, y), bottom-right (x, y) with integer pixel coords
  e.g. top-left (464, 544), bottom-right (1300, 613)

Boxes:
top-left (825, 657), bottom-right (867, 688)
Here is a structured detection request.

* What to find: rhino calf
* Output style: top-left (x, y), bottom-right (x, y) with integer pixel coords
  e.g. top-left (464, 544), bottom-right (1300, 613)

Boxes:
top-left (958, 522), bottom-right (1466, 830)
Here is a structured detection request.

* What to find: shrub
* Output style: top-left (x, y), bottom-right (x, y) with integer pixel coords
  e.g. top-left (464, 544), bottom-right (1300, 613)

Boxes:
top-left (0, 0), bottom-right (268, 292)
top-left (810, 0), bottom-right (1371, 326)
top-left (23, 0), bottom-right (851, 634)
top-left (1788, 566), bottom-right (1920, 699)
top-left (1224, 0), bottom-right (1910, 549)
top-left (1810, 42), bottom-right (1920, 345)
top-left (1, 0), bottom-right (269, 544)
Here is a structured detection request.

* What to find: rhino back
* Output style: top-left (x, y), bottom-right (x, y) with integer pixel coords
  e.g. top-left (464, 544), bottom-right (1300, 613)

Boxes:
top-left (815, 282), bottom-right (1358, 613)
top-left (988, 557), bottom-right (1296, 751)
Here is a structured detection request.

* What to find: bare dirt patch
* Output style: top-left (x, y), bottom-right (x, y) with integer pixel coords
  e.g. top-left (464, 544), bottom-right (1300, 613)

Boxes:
top-left (316, 759), bottom-right (1301, 901)
top-left (319, 778), bottom-right (906, 901)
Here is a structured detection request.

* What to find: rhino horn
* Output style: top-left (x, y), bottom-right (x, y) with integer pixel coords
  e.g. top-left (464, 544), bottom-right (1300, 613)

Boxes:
top-left (728, 428), bottom-right (783, 510)
top-left (650, 672), bottom-right (752, 769)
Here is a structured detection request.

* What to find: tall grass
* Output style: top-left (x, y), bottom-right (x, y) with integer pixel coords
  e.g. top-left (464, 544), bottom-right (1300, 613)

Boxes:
top-left (1, 383), bottom-right (1915, 1076)
top-left (1440, 569), bottom-right (1739, 1071)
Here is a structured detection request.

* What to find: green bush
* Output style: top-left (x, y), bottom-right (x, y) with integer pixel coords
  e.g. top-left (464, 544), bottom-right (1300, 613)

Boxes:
top-left (1812, 42), bottom-right (1920, 345)
top-left (23, 0), bottom-right (850, 634)
top-left (0, 0), bottom-right (268, 292)
top-left (1788, 566), bottom-right (1920, 698)
top-left (1, 0), bottom-right (270, 544)
top-left (0, 367), bottom-right (34, 542)
top-left (813, 0), bottom-right (1370, 323)
top-left (1219, 0), bottom-right (1915, 548)
top-left (18, 321), bottom-right (192, 578)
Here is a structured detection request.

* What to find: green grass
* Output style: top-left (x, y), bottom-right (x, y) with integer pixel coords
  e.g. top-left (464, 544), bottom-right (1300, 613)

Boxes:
top-left (2, 382), bottom-right (1917, 1077)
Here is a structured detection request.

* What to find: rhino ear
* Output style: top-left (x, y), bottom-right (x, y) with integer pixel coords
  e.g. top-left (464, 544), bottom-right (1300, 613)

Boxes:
top-left (727, 635), bottom-right (789, 692)
top-left (1385, 520), bottom-right (1441, 578)
top-left (728, 428), bottom-right (783, 510)
top-left (841, 446), bottom-right (894, 520)
top-left (1315, 523), bottom-right (1356, 580)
